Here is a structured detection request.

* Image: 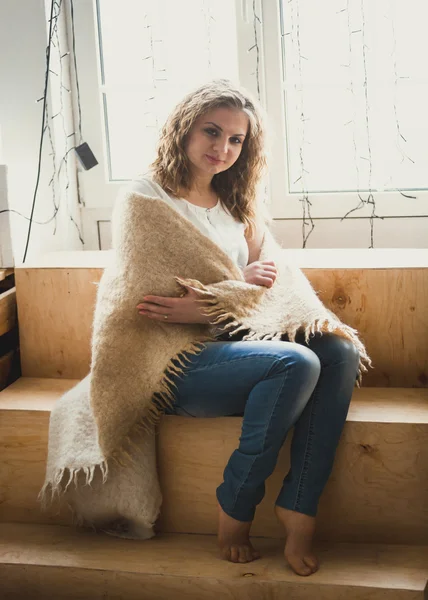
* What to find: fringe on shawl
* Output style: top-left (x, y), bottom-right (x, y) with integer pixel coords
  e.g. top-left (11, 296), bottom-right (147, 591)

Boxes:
top-left (131, 334), bottom-right (216, 432)
top-left (38, 460), bottom-right (110, 511)
top-left (190, 291), bottom-right (372, 386)
top-left (38, 334), bottom-right (215, 510)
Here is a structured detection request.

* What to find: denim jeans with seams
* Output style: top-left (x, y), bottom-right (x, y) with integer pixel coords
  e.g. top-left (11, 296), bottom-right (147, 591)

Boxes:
top-left (160, 332), bottom-right (360, 522)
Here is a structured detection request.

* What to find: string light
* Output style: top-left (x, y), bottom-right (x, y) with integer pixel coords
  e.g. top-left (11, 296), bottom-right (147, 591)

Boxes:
top-left (0, 0), bottom-right (85, 261)
top-left (340, 0), bottom-right (398, 247)
top-left (248, 0), bottom-right (261, 101)
top-left (286, 0), bottom-right (315, 247)
top-left (69, 0), bottom-right (83, 147)
top-left (141, 10), bottom-right (167, 130)
top-left (52, 0), bottom-right (83, 243)
top-left (382, 3), bottom-right (416, 199)
top-left (22, 0), bottom-right (57, 262)
top-left (202, 0), bottom-right (213, 73)
top-left (280, 0), bottom-right (422, 248)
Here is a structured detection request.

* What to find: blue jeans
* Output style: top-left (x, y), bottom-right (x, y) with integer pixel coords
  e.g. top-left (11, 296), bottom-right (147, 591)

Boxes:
top-left (161, 332), bottom-right (360, 522)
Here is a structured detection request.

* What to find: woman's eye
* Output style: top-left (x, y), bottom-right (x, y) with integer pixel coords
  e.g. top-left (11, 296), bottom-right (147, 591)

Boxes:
top-left (204, 129), bottom-right (242, 145)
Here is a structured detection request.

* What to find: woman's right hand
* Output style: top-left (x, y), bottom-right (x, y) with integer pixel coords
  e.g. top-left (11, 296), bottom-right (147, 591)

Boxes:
top-left (242, 260), bottom-right (278, 288)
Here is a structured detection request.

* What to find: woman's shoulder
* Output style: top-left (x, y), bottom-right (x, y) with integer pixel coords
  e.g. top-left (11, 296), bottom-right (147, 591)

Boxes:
top-left (116, 174), bottom-right (180, 214)
top-left (120, 174), bottom-right (165, 199)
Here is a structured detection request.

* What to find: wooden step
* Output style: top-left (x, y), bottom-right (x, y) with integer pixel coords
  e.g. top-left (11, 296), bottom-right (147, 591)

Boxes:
top-left (1, 378), bottom-right (427, 545)
top-left (0, 286), bottom-right (16, 337)
top-left (0, 523), bottom-right (427, 599)
top-left (14, 250), bottom-right (428, 387)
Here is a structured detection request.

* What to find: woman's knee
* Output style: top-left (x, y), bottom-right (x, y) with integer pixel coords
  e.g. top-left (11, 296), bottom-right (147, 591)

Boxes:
top-left (317, 334), bottom-right (360, 367)
top-left (270, 343), bottom-right (321, 384)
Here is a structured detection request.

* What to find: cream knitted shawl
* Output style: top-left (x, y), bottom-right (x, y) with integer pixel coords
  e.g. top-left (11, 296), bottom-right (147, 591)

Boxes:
top-left (39, 191), bottom-right (370, 539)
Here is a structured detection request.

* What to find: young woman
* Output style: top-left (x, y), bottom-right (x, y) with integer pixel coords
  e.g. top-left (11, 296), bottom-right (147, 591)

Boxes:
top-left (123, 79), bottom-right (360, 577)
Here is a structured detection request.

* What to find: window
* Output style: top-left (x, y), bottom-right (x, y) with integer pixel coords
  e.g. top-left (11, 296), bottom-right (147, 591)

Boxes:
top-left (263, 0), bottom-right (428, 218)
top-left (96, 0), bottom-right (239, 181)
top-left (73, 0), bottom-right (428, 248)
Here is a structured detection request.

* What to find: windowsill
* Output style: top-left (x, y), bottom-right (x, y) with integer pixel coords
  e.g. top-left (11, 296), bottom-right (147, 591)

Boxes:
top-left (15, 248), bottom-right (428, 270)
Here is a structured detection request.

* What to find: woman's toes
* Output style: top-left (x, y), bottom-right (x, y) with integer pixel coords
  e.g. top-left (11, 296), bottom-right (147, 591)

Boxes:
top-left (230, 545), bottom-right (240, 563)
top-left (304, 554), bottom-right (319, 572)
top-left (221, 543), bottom-right (259, 563)
top-left (238, 546), bottom-right (249, 563)
top-left (286, 554), bottom-right (312, 576)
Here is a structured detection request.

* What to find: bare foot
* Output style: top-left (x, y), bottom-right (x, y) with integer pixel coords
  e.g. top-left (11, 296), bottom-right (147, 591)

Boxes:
top-left (274, 505), bottom-right (319, 576)
top-left (217, 501), bottom-right (261, 563)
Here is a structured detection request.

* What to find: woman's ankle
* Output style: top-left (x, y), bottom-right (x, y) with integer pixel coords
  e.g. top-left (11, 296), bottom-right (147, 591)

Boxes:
top-left (274, 505), bottom-right (316, 532)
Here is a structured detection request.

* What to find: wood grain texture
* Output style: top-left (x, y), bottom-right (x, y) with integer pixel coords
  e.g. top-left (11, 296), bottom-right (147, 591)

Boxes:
top-left (0, 287), bottom-right (16, 336)
top-left (307, 268), bottom-right (428, 388)
top-left (15, 269), bottom-right (102, 378)
top-left (14, 266), bottom-right (428, 386)
top-left (0, 523), bottom-right (427, 600)
top-left (1, 379), bottom-right (427, 544)
top-left (0, 379), bottom-right (77, 526)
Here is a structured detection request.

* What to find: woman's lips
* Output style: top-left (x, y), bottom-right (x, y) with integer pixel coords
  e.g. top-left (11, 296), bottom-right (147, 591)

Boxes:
top-left (205, 154), bottom-right (223, 164)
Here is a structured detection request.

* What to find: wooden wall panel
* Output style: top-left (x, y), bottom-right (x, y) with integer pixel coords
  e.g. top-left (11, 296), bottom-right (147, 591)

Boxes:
top-left (307, 268), bottom-right (428, 388)
top-left (15, 266), bottom-right (427, 387)
top-left (15, 269), bottom-right (102, 379)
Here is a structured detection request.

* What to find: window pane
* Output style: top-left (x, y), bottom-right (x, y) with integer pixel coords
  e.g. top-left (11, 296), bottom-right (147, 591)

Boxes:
top-left (280, 0), bottom-right (428, 194)
top-left (96, 0), bottom-right (239, 180)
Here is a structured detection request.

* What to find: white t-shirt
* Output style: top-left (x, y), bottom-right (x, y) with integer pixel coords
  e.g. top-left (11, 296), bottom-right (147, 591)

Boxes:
top-left (121, 176), bottom-right (250, 271)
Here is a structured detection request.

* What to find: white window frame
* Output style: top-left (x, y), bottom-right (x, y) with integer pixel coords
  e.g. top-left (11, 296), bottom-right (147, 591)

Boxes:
top-left (71, 0), bottom-right (428, 249)
top-left (260, 0), bottom-right (428, 220)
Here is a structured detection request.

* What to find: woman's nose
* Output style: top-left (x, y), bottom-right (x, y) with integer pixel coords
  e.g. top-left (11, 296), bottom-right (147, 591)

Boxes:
top-left (213, 137), bottom-right (229, 155)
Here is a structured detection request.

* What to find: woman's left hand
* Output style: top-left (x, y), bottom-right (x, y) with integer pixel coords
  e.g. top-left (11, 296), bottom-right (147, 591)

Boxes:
top-left (136, 284), bottom-right (212, 324)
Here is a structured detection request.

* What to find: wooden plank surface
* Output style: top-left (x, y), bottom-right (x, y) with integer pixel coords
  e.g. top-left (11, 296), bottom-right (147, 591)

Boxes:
top-left (1, 379), bottom-right (427, 544)
top-left (0, 287), bottom-right (16, 337)
top-left (1, 524), bottom-right (427, 600)
top-left (0, 377), bottom-right (76, 410)
top-left (16, 269), bottom-right (101, 379)
top-left (307, 268), bottom-right (428, 387)
top-left (1, 378), bottom-right (428, 423)
top-left (15, 266), bottom-right (428, 387)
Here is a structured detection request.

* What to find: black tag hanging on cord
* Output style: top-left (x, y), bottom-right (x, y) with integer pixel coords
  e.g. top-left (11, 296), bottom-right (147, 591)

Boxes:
top-left (74, 142), bottom-right (98, 170)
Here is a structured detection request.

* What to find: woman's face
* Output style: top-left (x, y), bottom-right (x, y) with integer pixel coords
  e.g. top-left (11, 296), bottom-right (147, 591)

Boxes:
top-left (184, 106), bottom-right (249, 178)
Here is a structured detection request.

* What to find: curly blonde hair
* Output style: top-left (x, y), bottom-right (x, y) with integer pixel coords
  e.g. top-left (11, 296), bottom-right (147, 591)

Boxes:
top-left (149, 79), bottom-right (268, 239)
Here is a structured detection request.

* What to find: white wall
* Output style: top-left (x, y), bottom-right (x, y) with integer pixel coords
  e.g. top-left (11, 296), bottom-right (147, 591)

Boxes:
top-left (0, 0), bottom-right (82, 265)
